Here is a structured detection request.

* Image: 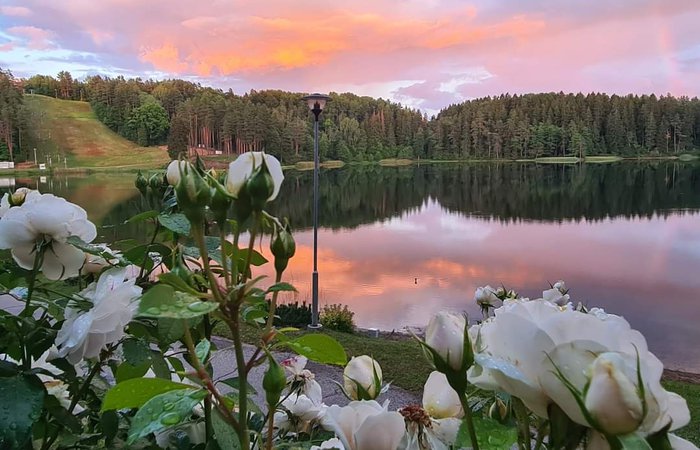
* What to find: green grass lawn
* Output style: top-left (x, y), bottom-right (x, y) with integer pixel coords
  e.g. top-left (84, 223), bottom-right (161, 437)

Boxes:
top-left (22, 95), bottom-right (168, 169)
top-left (217, 323), bottom-right (700, 444)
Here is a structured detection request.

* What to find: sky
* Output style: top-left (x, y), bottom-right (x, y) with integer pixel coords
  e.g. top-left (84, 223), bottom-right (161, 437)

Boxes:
top-left (1, 0), bottom-right (700, 114)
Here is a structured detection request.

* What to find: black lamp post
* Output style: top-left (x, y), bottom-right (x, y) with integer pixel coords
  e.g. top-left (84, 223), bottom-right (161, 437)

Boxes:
top-left (302, 93), bottom-right (330, 329)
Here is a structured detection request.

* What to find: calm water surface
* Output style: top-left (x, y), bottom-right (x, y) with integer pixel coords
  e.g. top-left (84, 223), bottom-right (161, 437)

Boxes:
top-left (6, 162), bottom-right (700, 371)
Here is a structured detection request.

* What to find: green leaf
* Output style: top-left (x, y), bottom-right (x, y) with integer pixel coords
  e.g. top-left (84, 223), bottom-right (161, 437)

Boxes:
top-left (115, 361), bottom-right (151, 383)
top-left (102, 377), bottom-right (193, 411)
top-left (236, 248), bottom-right (268, 267)
top-left (138, 285), bottom-right (220, 319)
top-left (195, 339), bottom-right (211, 363)
top-left (123, 339), bottom-right (152, 367)
top-left (212, 410), bottom-right (240, 449)
top-left (158, 272), bottom-right (205, 297)
top-left (127, 388), bottom-right (207, 444)
top-left (126, 210), bottom-right (160, 224)
top-left (284, 334), bottom-right (347, 365)
top-left (266, 282), bottom-right (297, 293)
top-left (455, 416), bottom-right (518, 450)
top-left (101, 410), bottom-right (119, 445)
top-left (0, 374), bottom-right (45, 449)
top-left (158, 213), bottom-right (191, 236)
top-left (158, 318), bottom-right (186, 343)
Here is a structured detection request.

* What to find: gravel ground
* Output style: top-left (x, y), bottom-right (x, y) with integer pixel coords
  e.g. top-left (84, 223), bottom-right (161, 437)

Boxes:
top-left (210, 337), bottom-right (421, 410)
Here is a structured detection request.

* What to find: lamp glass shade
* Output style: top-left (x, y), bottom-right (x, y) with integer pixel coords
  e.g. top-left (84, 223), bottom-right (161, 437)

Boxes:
top-left (303, 94), bottom-right (330, 112)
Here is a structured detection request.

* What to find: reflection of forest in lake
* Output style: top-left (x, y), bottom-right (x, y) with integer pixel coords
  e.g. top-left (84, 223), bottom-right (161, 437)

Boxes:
top-left (271, 162), bottom-right (700, 228)
top-left (9, 161), bottom-right (698, 233)
top-left (6, 161), bottom-right (700, 371)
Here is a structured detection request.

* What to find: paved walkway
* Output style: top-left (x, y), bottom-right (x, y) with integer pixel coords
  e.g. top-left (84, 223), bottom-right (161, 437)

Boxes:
top-left (210, 337), bottom-right (421, 410)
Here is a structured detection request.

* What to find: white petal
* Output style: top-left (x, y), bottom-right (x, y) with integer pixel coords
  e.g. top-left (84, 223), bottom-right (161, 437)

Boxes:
top-left (263, 153), bottom-right (284, 200)
top-left (422, 371), bottom-right (462, 419)
top-left (226, 153), bottom-right (256, 197)
top-left (669, 434), bottom-right (700, 450)
top-left (354, 411), bottom-right (405, 450)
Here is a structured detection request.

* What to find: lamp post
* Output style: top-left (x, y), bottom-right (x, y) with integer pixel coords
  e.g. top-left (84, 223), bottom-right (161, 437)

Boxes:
top-left (302, 93), bottom-right (330, 329)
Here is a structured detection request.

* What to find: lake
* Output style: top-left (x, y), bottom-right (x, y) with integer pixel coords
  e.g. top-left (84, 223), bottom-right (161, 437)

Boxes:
top-left (4, 161), bottom-right (700, 371)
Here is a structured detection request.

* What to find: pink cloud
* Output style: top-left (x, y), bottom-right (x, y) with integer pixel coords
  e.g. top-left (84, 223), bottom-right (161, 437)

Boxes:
top-left (6, 25), bottom-right (54, 50)
top-left (5, 0), bottom-right (700, 107)
top-left (0, 6), bottom-right (32, 17)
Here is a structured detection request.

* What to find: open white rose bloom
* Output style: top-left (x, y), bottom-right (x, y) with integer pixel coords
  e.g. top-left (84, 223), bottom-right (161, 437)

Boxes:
top-left (469, 294), bottom-right (697, 448)
top-left (323, 400), bottom-right (405, 450)
top-left (399, 371), bottom-right (463, 450)
top-left (225, 151), bottom-right (284, 200)
top-left (54, 266), bottom-right (142, 363)
top-left (0, 192), bottom-right (97, 280)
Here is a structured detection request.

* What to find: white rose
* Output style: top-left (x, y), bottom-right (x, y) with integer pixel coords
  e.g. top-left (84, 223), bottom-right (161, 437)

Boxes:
top-left (225, 151), bottom-right (284, 200)
top-left (422, 371), bottom-right (463, 419)
top-left (584, 353), bottom-right (643, 435)
top-left (469, 299), bottom-right (691, 438)
top-left (281, 355), bottom-right (323, 404)
top-left (542, 287), bottom-right (570, 306)
top-left (324, 400), bottom-right (405, 450)
top-left (166, 160), bottom-right (191, 186)
top-left (0, 188), bottom-right (40, 218)
top-left (425, 311), bottom-right (467, 371)
top-left (54, 266), bottom-right (141, 363)
top-left (83, 244), bottom-right (121, 274)
top-left (475, 285), bottom-right (501, 308)
top-left (343, 355), bottom-right (382, 400)
top-left (274, 393), bottom-right (326, 432)
top-left (0, 193), bottom-right (97, 280)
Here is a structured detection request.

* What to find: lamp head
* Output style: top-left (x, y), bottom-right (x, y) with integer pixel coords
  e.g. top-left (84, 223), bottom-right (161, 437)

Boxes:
top-left (302, 93), bottom-right (331, 120)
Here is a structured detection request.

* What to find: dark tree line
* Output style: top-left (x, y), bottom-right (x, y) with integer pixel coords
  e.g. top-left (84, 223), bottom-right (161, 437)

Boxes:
top-left (432, 93), bottom-right (700, 159)
top-left (0, 69), bottom-right (26, 161)
top-left (20, 72), bottom-right (700, 163)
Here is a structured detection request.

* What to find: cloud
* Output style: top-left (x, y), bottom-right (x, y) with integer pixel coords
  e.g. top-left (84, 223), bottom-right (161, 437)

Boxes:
top-left (3, 0), bottom-right (700, 109)
top-left (6, 25), bottom-right (54, 50)
top-left (0, 6), bottom-right (32, 17)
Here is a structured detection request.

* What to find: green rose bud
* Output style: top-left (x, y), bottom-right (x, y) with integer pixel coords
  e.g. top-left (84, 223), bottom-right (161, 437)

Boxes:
top-left (262, 355), bottom-right (286, 409)
top-left (135, 171), bottom-right (148, 197)
top-left (8, 187), bottom-right (33, 206)
top-left (245, 164), bottom-right (275, 211)
top-left (271, 221), bottom-right (296, 273)
top-left (209, 175), bottom-right (233, 225)
top-left (148, 173), bottom-right (165, 194)
top-left (175, 164), bottom-right (212, 224)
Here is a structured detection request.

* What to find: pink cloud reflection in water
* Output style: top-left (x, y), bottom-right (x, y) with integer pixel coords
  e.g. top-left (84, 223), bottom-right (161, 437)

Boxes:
top-left (258, 200), bottom-right (700, 371)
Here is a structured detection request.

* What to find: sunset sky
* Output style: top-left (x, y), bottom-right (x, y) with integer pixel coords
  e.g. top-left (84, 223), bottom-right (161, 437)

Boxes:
top-left (1, 0), bottom-right (700, 113)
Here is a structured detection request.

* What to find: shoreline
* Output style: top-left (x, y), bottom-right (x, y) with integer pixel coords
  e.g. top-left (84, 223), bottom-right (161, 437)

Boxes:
top-left (1, 153), bottom-right (696, 176)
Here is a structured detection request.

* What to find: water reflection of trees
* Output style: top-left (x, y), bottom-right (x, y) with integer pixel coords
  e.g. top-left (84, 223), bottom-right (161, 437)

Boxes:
top-left (270, 162), bottom-right (700, 229)
top-left (18, 162), bottom-right (700, 236)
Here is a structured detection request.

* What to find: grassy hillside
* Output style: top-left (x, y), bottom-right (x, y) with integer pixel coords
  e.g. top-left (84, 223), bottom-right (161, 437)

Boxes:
top-left (22, 95), bottom-right (168, 168)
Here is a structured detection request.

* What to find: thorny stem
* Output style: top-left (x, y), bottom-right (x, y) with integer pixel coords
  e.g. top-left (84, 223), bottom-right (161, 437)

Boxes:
top-left (138, 220), bottom-right (160, 281)
top-left (219, 228), bottom-right (231, 287)
top-left (264, 271), bottom-right (283, 331)
top-left (23, 244), bottom-right (44, 316)
top-left (192, 223), bottom-right (225, 304)
top-left (457, 390), bottom-right (480, 450)
top-left (182, 324), bottom-right (243, 440)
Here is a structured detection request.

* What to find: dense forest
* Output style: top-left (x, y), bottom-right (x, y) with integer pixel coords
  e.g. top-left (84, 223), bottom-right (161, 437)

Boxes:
top-left (3, 69), bottom-right (700, 163)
